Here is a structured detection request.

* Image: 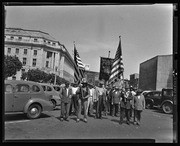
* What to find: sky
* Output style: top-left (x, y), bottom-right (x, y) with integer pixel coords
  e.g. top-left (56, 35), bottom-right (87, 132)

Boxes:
top-left (5, 4), bottom-right (173, 79)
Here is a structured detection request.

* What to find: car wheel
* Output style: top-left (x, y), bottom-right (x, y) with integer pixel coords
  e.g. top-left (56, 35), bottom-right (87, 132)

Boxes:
top-left (51, 100), bottom-right (56, 109)
top-left (162, 102), bottom-right (173, 114)
top-left (27, 104), bottom-right (42, 119)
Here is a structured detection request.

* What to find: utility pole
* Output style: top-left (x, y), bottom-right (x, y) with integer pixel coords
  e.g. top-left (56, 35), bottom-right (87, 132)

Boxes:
top-left (108, 51), bottom-right (110, 58)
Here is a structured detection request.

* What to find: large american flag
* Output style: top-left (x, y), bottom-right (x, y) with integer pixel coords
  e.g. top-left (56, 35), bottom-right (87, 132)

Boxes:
top-left (74, 43), bottom-right (85, 83)
top-left (108, 36), bottom-right (124, 84)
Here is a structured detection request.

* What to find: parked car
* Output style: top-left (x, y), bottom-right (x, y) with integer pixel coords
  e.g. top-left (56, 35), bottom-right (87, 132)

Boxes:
top-left (144, 89), bottom-right (173, 114)
top-left (161, 88), bottom-right (173, 114)
top-left (52, 85), bottom-right (61, 92)
top-left (141, 90), bottom-right (151, 96)
top-left (144, 90), bottom-right (162, 109)
top-left (39, 83), bottom-right (61, 108)
top-left (5, 80), bottom-right (54, 119)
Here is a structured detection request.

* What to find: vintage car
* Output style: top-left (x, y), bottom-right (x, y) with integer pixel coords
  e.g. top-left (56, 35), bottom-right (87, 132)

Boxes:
top-left (5, 80), bottom-right (54, 119)
top-left (144, 89), bottom-right (173, 114)
top-left (39, 83), bottom-right (61, 108)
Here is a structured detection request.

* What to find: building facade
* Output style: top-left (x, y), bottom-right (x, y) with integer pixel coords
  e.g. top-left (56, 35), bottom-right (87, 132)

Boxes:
top-left (138, 55), bottom-right (173, 91)
top-left (4, 28), bottom-right (75, 83)
top-left (129, 73), bottom-right (139, 90)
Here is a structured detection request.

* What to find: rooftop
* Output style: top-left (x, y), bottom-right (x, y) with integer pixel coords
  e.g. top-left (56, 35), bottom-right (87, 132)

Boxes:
top-left (5, 27), bottom-right (57, 42)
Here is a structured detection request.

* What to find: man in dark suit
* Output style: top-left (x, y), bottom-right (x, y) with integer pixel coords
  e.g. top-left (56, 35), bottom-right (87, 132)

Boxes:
top-left (111, 86), bottom-right (121, 117)
top-left (76, 78), bottom-right (90, 123)
top-left (119, 88), bottom-right (127, 125)
top-left (59, 82), bottom-right (72, 121)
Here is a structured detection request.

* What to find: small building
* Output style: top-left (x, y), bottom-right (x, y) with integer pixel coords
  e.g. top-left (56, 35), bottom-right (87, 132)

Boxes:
top-left (138, 55), bottom-right (173, 91)
top-left (129, 73), bottom-right (139, 90)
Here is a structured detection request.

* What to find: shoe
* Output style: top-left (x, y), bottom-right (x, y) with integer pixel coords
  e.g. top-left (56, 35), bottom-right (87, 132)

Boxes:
top-left (64, 118), bottom-right (69, 122)
top-left (133, 121), bottom-right (137, 125)
top-left (137, 122), bottom-right (140, 126)
top-left (60, 118), bottom-right (63, 121)
top-left (84, 118), bottom-right (87, 123)
top-left (126, 121), bottom-right (130, 125)
top-left (76, 118), bottom-right (80, 122)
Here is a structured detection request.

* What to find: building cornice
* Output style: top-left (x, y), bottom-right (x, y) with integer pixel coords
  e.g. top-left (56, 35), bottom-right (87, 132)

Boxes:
top-left (5, 41), bottom-right (62, 52)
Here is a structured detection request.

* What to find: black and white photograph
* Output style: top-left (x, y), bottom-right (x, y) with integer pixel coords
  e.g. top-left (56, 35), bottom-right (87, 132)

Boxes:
top-left (3, 3), bottom-right (177, 143)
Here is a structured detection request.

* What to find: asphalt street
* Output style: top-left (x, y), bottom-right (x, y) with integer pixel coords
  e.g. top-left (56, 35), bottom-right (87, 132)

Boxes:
top-left (4, 107), bottom-right (173, 143)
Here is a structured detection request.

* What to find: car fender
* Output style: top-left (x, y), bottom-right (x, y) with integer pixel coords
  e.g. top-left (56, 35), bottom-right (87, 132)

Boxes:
top-left (160, 100), bottom-right (173, 108)
top-left (23, 99), bottom-right (53, 113)
top-left (145, 98), bottom-right (154, 104)
top-left (51, 95), bottom-right (61, 105)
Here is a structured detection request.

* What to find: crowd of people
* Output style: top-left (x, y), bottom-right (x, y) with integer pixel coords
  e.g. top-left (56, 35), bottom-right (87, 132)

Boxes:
top-left (59, 78), bottom-right (146, 126)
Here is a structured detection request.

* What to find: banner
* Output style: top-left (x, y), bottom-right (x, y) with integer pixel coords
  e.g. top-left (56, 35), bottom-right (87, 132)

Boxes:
top-left (99, 57), bottom-right (114, 82)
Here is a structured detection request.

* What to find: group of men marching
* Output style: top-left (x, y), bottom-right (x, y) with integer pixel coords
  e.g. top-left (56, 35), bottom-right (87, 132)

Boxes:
top-left (59, 78), bottom-right (146, 126)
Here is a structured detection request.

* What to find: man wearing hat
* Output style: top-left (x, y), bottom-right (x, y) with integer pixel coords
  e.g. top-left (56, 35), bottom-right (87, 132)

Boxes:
top-left (59, 82), bottom-right (73, 121)
top-left (95, 81), bottom-right (106, 119)
top-left (132, 89), bottom-right (146, 126)
top-left (76, 78), bottom-right (90, 123)
top-left (111, 85), bottom-right (121, 117)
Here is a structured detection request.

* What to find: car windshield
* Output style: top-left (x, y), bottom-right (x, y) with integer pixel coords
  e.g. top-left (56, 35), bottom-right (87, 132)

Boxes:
top-left (53, 86), bottom-right (60, 91)
top-left (163, 90), bottom-right (173, 96)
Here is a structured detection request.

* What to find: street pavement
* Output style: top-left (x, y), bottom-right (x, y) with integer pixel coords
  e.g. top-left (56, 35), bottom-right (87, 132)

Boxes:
top-left (4, 107), bottom-right (173, 143)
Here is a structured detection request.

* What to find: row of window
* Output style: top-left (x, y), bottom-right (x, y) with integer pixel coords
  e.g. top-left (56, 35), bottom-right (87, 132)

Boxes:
top-left (7, 48), bottom-right (37, 56)
top-left (22, 58), bottom-right (49, 68)
top-left (22, 58), bottom-right (37, 67)
top-left (6, 35), bottom-right (57, 46)
top-left (5, 84), bottom-right (41, 93)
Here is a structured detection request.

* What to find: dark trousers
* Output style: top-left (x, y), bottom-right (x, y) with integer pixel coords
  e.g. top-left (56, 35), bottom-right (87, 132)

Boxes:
top-left (112, 103), bottom-right (119, 116)
top-left (69, 95), bottom-right (77, 115)
top-left (109, 102), bottom-right (113, 116)
top-left (125, 108), bottom-right (131, 122)
top-left (120, 107), bottom-right (126, 122)
top-left (60, 102), bottom-right (70, 119)
top-left (94, 101), bottom-right (98, 118)
top-left (96, 95), bottom-right (103, 118)
top-left (102, 99), bottom-right (108, 115)
top-left (76, 99), bottom-right (88, 119)
top-left (106, 99), bottom-right (110, 113)
top-left (134, 110), bottom-right (142, 123)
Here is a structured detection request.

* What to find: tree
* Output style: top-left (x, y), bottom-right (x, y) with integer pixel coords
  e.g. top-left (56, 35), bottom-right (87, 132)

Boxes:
top-left (4, 55), bottom-right (23, 79)
top-left (26, 68), bottom-right (48, 82)
top-left (21, 68), bottom-right (69, 85)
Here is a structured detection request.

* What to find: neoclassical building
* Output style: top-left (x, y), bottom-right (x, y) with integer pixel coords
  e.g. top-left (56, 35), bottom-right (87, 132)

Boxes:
top-left (4, 28), bottom-right (75, 83)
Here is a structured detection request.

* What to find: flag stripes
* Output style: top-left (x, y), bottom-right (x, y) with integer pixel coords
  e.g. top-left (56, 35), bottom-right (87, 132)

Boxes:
top-left (74, 43), bottom-right (85, 83)
top-left (109, 36), bottom-right (124, 84)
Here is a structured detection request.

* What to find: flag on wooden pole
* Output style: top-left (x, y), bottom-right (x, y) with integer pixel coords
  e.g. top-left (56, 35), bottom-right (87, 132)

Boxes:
top-left (109, 36), bottom-right (124, 85)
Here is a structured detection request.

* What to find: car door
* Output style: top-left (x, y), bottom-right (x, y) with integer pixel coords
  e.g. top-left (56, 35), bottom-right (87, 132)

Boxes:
top-left (153, 92), bottom-right (162, 106)
top-left (5, 84), bottom-right (14, 112)
top-left (13, 83), bottom-right (30, 112)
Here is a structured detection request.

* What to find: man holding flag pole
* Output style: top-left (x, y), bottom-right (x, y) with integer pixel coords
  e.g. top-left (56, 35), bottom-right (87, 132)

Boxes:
top-left (108, 36), bottom-right (133, 125)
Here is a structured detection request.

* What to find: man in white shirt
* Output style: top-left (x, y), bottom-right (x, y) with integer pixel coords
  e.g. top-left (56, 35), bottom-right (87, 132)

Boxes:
top-left (86, 84), bottom-right (94, 117)
top-left (69, 83), bottom-right (78, 116)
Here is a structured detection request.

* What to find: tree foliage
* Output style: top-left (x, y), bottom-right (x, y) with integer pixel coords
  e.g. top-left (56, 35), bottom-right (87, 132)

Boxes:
top-left (21, 68), bottom-right (69, 85)
top-left (4, 55), bottom-right (23, 79)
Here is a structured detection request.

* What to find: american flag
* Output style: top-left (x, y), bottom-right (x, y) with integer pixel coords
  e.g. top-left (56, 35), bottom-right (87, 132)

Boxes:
top-left (74, 42), bottom-right (85, 83)
top-left (109, 36), bottom-right (124, 84)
